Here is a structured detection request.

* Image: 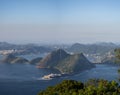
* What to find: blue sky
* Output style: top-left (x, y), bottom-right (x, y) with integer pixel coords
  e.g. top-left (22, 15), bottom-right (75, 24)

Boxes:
top-left (0, 0), bottom-right (120, 44)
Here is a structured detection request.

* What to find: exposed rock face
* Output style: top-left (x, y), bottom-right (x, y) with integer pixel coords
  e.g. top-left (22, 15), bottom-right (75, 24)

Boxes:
top-left (38, 49), bottom-right (95, 73)
top-left (1, 54), bottom-right (29, 64)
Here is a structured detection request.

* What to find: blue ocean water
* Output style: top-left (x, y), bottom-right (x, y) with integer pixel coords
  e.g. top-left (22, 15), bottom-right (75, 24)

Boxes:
top-left (0, 63), bottom-right (119, 95)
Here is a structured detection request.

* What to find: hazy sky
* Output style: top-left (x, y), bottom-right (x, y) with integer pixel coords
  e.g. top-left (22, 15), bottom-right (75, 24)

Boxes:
top-left (0, 0), bottom-right (120, 44)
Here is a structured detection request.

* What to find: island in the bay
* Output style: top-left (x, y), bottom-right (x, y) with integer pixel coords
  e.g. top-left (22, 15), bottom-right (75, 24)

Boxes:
top-left (37, 49), bottom-right (95, 74)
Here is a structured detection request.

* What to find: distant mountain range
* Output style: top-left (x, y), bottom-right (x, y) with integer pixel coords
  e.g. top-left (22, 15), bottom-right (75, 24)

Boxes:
top-left (0, 42), bottom-right (53, 55)
top-left (0, 42), bottom-right (120, 64)
top-left (0, 42), bottom-right (119, 55)
top-left (67, 43), bottom-right (119, 55)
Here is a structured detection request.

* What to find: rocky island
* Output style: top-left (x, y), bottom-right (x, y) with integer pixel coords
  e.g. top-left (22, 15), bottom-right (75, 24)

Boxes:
top-left (37, 49), bottom-right (95, 74)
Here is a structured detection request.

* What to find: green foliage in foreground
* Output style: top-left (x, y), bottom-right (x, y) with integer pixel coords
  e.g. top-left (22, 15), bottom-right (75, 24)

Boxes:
top-left (115, 49), bottom-right (120, 63)
top-left (38, 79), bottom-right (120, 95)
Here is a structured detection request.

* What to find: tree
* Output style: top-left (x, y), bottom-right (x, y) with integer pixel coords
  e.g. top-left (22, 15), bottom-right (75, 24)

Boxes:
top-left (38, 79), bottom-right (120, 95)
top-left (115, 49), bottom-right (120, 81)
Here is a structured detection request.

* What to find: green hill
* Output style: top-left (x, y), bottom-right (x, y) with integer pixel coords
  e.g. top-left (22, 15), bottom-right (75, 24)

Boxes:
top-left (38, 49), bottom-right (69, 68)
top-left (38, 49), bottom-right (95, 73)
top-left (56, 53), bottom-right (94, 73)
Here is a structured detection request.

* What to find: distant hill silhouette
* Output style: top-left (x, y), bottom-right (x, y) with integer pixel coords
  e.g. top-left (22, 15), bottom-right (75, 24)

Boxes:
top-left (1, 54), bottom-right (29, 64)
top-left (67, 43), bottom-right (117, 55)
top-left (0, 42), bottom-right (52, 55)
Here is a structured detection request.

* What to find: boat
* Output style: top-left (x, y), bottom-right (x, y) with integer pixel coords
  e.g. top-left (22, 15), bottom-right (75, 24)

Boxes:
top-left (42, 73), bottom-right (61, 80)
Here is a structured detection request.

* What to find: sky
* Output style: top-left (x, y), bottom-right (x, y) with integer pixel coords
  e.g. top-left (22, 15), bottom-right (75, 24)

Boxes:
top-left (0, 0), bottom-right (120, 44)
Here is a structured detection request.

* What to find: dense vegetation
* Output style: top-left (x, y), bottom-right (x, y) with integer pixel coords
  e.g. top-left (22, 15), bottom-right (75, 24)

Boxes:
top-left (115, 49), bottom-right (120, 63)
top-left (115, 48), bottom-right (120, 81)
top-left (38, 79), bottom-right (120, 95)
top-left (56, 53), bottom-right (94, 73)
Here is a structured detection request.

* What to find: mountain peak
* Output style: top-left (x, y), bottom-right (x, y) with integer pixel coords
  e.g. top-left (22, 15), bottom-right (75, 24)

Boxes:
top-left (38, 49), bottom-right (69, 68)
top-left (38, 49), bottom-right (95, 73)
top-left (52, 49), bottom-right (68, 56)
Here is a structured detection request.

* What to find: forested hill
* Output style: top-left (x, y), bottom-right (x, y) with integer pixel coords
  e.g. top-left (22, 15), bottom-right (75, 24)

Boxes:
top-left (37, 49), bottom-right (95, 73)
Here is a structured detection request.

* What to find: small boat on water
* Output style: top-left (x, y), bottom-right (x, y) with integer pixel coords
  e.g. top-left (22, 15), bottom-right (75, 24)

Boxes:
top-left (42, 73), bottom-right (61, 80)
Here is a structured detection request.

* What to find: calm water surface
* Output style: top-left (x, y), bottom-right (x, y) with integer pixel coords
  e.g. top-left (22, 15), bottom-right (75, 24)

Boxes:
top-left (0, 63), bottom-right (119, 95)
